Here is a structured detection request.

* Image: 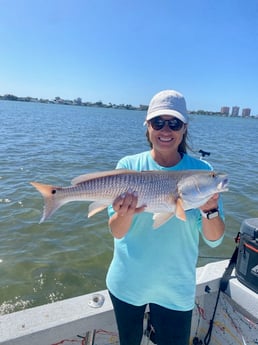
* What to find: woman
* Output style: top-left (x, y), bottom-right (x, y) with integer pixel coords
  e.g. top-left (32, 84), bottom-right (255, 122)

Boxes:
top-left (106, 90), bottom-right (225, 345)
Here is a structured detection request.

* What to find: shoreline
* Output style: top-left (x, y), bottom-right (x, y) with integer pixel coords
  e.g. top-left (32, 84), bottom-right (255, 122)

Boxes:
top-left (0, 95), bottom-right (257, 118)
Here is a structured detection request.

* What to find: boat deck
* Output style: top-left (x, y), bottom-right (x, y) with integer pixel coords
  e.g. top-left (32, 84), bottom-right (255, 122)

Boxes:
top-left (0, 260), bottom-right (257, 345)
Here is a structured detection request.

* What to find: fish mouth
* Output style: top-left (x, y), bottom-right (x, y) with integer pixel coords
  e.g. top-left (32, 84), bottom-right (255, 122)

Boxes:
top-left (218, 178), bottom-right (229, 191)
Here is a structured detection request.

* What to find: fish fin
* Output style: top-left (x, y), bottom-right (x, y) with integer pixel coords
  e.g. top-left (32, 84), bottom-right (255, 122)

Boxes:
top-left (30, 182), bottom-right (64, 223)
top-left (152, 212), bottom-right (175, 229)
top-left (175, 198), bottom-right (186, 221)
top-left (71, 169), bottom-right (135, 185)
top-left (88, 201), bottom-right (109, 218)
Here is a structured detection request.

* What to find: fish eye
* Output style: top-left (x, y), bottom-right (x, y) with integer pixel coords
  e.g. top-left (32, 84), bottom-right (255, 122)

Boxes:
top-left (52, 189), bottom-right (57, 194)
top-left (210, 172), bottom-right (216, 178)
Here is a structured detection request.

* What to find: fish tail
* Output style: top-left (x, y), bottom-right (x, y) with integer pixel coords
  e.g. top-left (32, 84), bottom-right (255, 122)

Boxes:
top-left (30, 182), bottom-right (64, 223)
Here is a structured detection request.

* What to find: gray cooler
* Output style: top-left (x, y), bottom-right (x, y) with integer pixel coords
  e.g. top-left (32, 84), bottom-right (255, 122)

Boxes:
top-left (236, 218), bottom-right (258, 293)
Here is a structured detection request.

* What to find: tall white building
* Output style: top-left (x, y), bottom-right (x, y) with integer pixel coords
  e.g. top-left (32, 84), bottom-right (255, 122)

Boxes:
top-left (231, 106), bottom-right (240, 117)
top-left (242, 108), bottom-right (251, 117)
top-left (221, 106), bottom-right (230, 115)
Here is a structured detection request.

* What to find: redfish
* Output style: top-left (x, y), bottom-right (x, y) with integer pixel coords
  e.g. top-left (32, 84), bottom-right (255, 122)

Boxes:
top-left (31, 169), bottom-right (228, 228)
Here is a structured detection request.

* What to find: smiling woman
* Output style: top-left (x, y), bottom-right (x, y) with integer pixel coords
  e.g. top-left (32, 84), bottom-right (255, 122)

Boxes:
top-left (147, 114), bottom-right (187, 167)
top-left (106, 89), bottom-right (226, 345)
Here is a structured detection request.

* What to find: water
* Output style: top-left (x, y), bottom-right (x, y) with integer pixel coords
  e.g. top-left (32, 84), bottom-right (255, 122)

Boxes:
top-left (0, 100), bottom-right (257, 314)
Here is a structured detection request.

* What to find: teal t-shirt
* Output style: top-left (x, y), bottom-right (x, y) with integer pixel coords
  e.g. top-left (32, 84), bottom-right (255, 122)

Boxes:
top-left (106, 151), bottom-right (224, 311)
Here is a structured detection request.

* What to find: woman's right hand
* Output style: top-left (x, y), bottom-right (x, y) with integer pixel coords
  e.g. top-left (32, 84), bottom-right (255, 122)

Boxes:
top-left (112, 191), bottom-right (142, 217)
top-left (109, 191), bottom-right (146, 238)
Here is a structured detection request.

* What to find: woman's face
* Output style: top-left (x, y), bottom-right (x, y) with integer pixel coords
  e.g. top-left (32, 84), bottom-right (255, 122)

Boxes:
top-left (147, 115), bottom-right (187, 154)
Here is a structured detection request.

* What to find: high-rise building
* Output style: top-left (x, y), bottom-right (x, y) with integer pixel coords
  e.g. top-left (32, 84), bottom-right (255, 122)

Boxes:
top-left (221, 106), bottom-right (230, 115)
top-left (242, 108), bottom-right (251, 117)
top-left (231, 106), bottom-right (240, 117)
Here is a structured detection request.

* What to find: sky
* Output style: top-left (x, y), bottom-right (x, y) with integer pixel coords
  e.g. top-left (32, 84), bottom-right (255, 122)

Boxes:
top-left (0, 0), bottom-right (258, 114)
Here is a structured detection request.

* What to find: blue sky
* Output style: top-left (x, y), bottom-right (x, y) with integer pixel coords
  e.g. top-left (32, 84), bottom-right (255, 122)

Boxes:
top-left (1, 0), bottom-right (258, 114)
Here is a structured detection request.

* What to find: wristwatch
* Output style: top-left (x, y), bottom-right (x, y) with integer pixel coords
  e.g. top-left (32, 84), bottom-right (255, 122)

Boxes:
top-left (200, 208), bottom-right (219, 220)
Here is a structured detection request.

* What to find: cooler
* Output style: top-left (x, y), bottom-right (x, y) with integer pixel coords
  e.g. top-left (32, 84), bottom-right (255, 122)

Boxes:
top-left (236, 218), bottom-right (258, 293)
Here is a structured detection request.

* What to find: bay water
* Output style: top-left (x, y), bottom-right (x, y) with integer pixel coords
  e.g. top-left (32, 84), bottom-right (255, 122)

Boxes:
top-left (0, 100), bottom-right (257, 314)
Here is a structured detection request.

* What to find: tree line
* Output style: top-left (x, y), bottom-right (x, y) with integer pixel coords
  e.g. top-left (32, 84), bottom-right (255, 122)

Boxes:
top-left (0, 94), bottom-right (148, 111)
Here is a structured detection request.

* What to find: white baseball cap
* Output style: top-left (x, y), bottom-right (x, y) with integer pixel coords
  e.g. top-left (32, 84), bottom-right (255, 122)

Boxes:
top-left (146, 90), bottom-right (189, 124)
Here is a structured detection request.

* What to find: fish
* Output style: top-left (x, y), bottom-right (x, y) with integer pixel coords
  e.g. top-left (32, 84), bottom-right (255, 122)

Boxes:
top-left (31, 169), bottom-right (229, 229)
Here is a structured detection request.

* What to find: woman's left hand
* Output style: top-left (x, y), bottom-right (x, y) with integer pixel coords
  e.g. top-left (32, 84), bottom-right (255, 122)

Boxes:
top-left (199, 193), bottom-right (225, 241)
top-left (199, 193), bottom-right (219, 212)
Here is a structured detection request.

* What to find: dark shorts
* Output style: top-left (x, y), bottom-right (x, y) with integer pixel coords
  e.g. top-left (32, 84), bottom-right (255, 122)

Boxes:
top-left (109, 291), bottom-right (192, 345)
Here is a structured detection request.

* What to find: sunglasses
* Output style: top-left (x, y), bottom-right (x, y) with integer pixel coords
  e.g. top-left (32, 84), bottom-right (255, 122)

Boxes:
top-left (149, 117), bottom-right (184, 131)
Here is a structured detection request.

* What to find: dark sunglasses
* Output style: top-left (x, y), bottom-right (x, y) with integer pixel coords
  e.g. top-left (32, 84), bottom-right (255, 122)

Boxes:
top-left (149, 116), bottom-right (184, 131)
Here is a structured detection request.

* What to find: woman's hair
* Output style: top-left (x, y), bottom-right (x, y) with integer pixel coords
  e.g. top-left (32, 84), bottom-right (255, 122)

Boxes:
top-left (145, 126), bottom-right (190, 154)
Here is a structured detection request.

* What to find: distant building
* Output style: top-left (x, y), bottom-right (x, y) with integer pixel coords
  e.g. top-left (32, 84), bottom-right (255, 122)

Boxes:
top-left (221, 106), bottom-right (230, 115)
top-left (231, 106), bottom-right (240, 117)
top-left (242, 108), bottom-right (251, 117)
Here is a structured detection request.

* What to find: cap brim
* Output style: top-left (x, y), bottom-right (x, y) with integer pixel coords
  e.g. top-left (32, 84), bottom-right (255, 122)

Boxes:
top-left (146, 109), bottom-right (188, 123)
